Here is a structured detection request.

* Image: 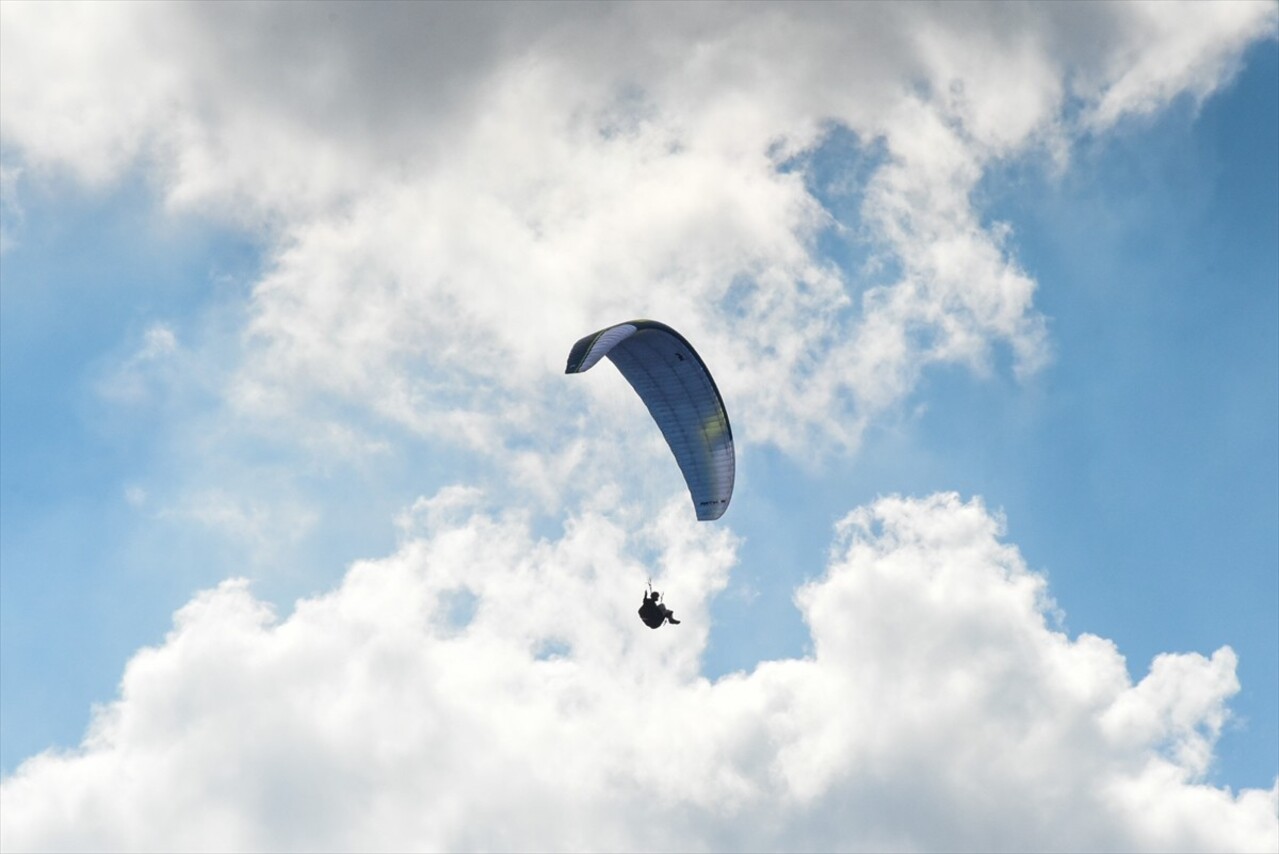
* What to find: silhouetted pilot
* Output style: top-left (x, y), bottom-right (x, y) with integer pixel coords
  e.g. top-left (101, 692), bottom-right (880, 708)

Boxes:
top-left (639, 588), bottom-right (680, 628)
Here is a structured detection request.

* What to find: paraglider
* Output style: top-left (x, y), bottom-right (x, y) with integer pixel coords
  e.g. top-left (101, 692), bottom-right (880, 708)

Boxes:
top-left (638, 583), bottom-right (680, 629)
top-left (564, 319), bottom-right (735, 521)
top-left (567, 319), bottom-right (731, 631)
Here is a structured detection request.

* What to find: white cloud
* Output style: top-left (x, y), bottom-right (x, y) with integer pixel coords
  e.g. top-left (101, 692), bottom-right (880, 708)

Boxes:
top-left (1081, 1), bottom-right (1278, 130)
top-left (0, 4), bottom-right (177, 188)
top-left (95, 323), bottom-right (182, 404)
top-left (2, 492), bottom-right (1272, 852)
top-left (157, 488), bottom-right (320, 570)
top-left (7, 3), bottom-right (1271, 467)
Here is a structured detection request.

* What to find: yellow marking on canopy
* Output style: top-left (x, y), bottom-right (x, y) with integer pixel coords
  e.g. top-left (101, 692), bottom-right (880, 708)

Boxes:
top-left (700, 414), bottom-right (728, 444)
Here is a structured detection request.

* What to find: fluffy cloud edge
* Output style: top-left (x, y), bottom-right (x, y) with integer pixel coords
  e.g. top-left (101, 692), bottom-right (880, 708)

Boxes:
top-left (2, 491), bottom-right (1274, 853)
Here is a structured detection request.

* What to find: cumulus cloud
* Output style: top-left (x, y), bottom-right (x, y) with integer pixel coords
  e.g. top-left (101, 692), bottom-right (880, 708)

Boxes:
top-left (2, 492), bottom-right (1273, 853)
top-left (5, 2), bottom-right (1272, 466)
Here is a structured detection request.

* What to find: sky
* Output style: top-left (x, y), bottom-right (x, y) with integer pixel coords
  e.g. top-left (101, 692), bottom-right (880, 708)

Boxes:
top-left (0, 2), bottom-right (1276, 852)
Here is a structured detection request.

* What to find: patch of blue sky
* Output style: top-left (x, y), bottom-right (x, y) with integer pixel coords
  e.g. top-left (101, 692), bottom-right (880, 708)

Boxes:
top-left (717, 128), bottom-right (896, 333)
top-left (0, 171), bottom-right (517, 772)
top-left (1, 174), bottom-right (250, 771)
top-left (533, 637), bottom-right (573, 661)
top-left (0, 173), bottom-right (269, 771)
top-left (780, 122), bottom-right (898, 291)
top-left (703, 41), bottom-right (1277, 791)
top-left (968, 41), bottom-right (1278, 791)
top-left (704, 133), bottom-right (894, 676)
top-left (438, 587), bottom-right (480, 634)
top-left (1020, 47), bottom-right (1274, 789)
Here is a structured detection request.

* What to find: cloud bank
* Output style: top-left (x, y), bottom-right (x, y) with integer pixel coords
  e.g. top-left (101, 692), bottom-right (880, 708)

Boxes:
top-left (4, 2), bottom-right (1272, 464)
top-left (3, 492), bottom-right (1274, 853)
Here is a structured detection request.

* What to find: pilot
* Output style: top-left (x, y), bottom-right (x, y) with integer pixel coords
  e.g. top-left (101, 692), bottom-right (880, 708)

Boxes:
top-left (638, 587), bottom-right (681, 629)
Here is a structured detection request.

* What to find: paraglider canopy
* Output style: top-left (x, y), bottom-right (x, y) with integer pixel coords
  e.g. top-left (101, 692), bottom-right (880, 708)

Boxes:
top-left (566, 319), bottom-right (734, 521)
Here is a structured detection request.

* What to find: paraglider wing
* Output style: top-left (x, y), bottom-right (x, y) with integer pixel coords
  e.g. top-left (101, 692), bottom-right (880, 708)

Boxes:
top-left (566, 320), bottom-right (734, 521)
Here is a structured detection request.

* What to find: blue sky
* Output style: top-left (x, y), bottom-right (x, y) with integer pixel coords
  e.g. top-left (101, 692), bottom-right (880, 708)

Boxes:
top-left (1, 4), bottom-right (1276, 852)
top-left (710, 39), bottom-right (1278, 789)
